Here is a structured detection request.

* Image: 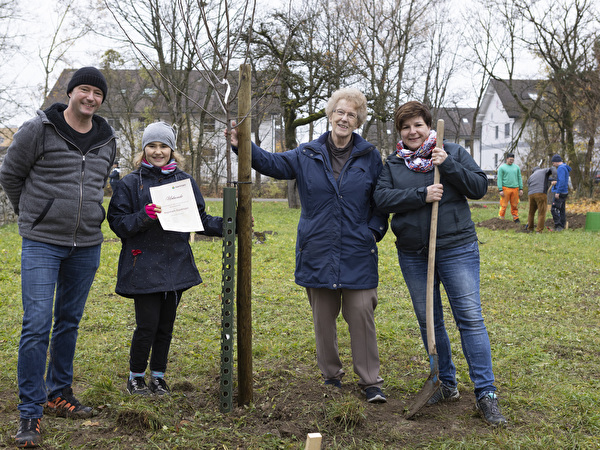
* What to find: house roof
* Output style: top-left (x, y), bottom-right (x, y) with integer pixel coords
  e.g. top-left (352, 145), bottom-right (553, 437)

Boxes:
top-left (434, 107), bottom-right (480, 139)
top-left (42, 68), bottom-right (228, 116)
top-left (43, 68), bottom-right (282, 125)
top-left (490, 79), bottom-right (545, 119)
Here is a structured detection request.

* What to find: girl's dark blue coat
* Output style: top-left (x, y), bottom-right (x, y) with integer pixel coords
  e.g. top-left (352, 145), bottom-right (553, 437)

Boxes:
top-left (239, 131), bottom-right (388, 290)
top-left (107, 166), bottom-right (222, 298)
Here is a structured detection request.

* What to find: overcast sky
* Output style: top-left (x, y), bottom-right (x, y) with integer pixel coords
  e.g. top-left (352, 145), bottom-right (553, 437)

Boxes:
top-left (5, 0), bottom-right (541, 128)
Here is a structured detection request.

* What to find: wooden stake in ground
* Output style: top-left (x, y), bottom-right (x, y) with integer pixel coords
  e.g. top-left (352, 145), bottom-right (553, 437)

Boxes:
top-left (405, 119), bottom-right (444, 419)
top-left (236, 64), bottom-right (253, 406)
top-left (304, 433), bottom-right (322, 450)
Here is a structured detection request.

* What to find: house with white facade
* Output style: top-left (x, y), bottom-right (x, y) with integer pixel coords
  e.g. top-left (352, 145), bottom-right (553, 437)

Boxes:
top-left (435, 107), bottom-right (480, 157)
top-left (477, 79), bottom-right (543, 171)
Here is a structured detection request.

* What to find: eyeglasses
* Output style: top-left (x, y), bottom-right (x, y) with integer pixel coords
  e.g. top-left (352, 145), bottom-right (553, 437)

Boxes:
top-left (334, 109), bottom-right (357, 120)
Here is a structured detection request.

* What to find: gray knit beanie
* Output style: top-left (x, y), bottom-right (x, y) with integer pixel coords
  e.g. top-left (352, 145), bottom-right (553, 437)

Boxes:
top-left (142, 122), bottom-right (176, 150)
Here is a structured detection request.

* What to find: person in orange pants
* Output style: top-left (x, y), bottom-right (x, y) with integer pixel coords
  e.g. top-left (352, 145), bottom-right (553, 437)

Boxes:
top-left (497, 153), bottom-right (523, 222)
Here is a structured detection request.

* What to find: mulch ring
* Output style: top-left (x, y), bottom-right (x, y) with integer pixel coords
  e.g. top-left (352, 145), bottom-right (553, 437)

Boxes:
top-left (476, 213), bottom-right (587, 232)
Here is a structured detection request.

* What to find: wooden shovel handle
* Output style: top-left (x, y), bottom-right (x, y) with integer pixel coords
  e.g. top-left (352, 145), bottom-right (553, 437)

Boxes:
top-left (425, 119), bottom-right (444, 355)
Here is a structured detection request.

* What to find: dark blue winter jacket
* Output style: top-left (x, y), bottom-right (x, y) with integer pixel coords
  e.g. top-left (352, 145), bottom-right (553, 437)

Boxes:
top-left (108, 166), bottom-right (222, 298)
top-left (374, 142), bottom-right (486, 253)
top-left (236, 132), bottom-right (388, 290)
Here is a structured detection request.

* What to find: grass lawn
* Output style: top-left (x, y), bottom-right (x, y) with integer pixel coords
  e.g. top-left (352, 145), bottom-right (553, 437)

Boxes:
top-left (0, 198), bottom-right (598, 448)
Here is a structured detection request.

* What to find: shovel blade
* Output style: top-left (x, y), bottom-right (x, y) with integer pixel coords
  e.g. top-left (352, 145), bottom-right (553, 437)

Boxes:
top-left (405, 354), bottom-right (441, 419)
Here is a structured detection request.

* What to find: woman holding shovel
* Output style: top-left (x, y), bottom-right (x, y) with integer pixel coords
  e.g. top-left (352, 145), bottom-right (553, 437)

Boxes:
top-left (373, 101), bottom-right (506, 426)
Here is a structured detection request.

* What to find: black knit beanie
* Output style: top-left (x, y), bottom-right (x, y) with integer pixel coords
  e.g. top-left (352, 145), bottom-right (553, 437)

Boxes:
top-left (67, 67), bottom-right (108, 103)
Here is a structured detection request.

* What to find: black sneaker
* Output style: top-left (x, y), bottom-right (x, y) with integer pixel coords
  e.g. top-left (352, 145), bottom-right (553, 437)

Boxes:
top-left (426, 383), bottom-right (460, 406)
top-left (148, 376), bottom-right (170, 396)
top-left (363, 386), bottom-right (387, 403)
top-left (513, 218), bottom-right (520, 223)
top-left (45, 387), bottom-right (93, 419)
top-left (324, 378), bottom-right (342, 388)
top-left (15, 417), bottom-right (41, 448)
top-left (127, 376), bottom-right (151, 396)
top-left (476, 392), bottom-right (507, 426)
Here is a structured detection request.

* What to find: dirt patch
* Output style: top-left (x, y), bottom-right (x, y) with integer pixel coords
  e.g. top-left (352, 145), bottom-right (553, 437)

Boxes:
top-left (477, 213), bottom-right (587, 232)
top-left (0, 367), bottom-right (500, 448)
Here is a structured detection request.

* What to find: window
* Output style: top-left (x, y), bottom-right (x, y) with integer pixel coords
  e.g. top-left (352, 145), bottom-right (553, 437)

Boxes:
top-left (495, 126), bottom-right (499, 139)
top-left (106, 118), bottom-right (119, 130)
top-left (505, 123), bottom-right (510, 137)
top-left (203, 120), bottom-right (215, 132)
top-left (203, 146), bottom-right (216, 159)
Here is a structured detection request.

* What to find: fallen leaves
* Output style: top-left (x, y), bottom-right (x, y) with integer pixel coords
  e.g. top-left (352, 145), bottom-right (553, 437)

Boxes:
top-left (568, 199), bottom-right (600, 214)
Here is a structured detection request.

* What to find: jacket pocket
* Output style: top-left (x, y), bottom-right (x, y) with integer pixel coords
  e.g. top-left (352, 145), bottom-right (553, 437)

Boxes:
top-left (31, 199), bottom-right (55, 229)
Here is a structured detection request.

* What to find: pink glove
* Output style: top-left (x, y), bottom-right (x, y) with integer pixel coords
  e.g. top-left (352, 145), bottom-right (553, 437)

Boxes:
top-left (145, 203), bottom-right (159, 219)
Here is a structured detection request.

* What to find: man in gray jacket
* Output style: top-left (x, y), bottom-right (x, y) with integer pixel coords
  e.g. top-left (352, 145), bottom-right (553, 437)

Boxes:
top-left (0, 67), bottom-right (116, 448)
top-left (526, 166), bottom-right (551, 233)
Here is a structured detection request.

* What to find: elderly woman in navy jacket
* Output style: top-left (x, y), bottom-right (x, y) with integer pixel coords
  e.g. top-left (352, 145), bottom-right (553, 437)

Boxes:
top-left (228, 88), bottom-right (388, 403)
top-left (373, 101), bottom-right (506, 426)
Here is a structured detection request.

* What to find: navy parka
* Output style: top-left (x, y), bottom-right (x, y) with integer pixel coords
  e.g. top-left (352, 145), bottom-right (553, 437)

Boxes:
top-left (108, 166), bottom-right (222, 298)
top-left (237, 132), bottom-right (388, 290)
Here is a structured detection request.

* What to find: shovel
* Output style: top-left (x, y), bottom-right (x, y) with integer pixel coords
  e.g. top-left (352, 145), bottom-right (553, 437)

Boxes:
top-left (405, 119), bottom-right (444, 419)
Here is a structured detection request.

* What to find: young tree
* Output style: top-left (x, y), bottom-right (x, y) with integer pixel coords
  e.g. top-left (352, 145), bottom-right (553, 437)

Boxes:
top-left (103, 0), bottom-right (256, 186)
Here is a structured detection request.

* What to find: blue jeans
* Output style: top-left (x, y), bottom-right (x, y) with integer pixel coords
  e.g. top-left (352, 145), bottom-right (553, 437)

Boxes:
top-left (18, 238), bottom-right (101, 419)
top-left (398, 241), bottom-right (497, 399)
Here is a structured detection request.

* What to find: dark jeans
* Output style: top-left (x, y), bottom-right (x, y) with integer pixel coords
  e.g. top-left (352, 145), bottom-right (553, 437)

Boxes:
top-left (397, 241), bottom-right (497, 399)
top-left (18, 238), bottom-right (101, 418)
top-left (551, 193), bottom-right (568, 228)
top-left (130, 291), bottom-right (182, 374)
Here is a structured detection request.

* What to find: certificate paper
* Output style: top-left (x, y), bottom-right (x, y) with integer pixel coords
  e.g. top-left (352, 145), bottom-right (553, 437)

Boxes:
top-left (149, 178), bottom-right (204, 232)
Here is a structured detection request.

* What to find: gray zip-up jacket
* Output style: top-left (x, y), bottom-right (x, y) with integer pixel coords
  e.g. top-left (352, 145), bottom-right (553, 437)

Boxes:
top-left (0, 103), bottom-right (116, 247)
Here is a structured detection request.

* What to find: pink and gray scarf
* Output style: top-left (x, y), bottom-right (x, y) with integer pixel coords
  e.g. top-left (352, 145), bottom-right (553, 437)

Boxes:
top-left (396, 130), bottom-right (437, 173)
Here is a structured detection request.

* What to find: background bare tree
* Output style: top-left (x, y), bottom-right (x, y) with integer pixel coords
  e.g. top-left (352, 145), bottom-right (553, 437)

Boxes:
top-left (99, 50), bottom-right (155, 170)
top-left (461, 1), bottom-right (514, 159)
top-left (350, 0), bottom-right (431, 156)
top-left (37, 0), bottom-right (93, 101)
top-left (514, 0), bottom-right (599, 192)
top-left (472, 0), bottom-right (599, 192)
top-left (249, 3), bottom-right (347, 207)
top-left (0, 0), bottom-right (21, 130)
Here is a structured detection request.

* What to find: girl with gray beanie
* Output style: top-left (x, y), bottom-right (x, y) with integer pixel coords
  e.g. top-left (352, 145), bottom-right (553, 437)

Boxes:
top-left (107, 122), bottom-right (223, 396)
